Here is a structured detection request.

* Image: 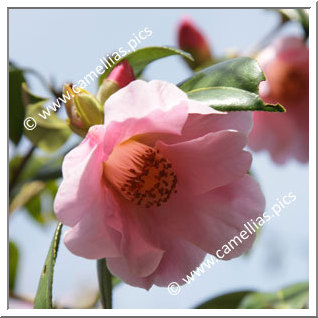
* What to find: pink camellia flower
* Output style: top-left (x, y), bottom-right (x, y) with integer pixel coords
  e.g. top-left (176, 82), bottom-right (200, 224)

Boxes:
top-left (177, 17), bottom-right (212, 69)
top-left (248, 37), bottom-right (309, 164)
top-left (54, 80), bottom-right (265, 289)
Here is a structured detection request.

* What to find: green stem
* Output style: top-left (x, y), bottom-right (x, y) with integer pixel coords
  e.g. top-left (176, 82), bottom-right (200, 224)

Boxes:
top-left (97, 258), bottom-right (112, 309)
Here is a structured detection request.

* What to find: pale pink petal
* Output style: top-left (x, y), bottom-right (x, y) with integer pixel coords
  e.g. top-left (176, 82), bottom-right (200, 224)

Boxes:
top-left (103, 105), bottom-right (189, 157)
top-left (151, 237), bottom-right (206, 287)
top-left (108, 235), bottom-right (206, 289)
top-left (104, 80), bottom-right (188, 125)
top-left (106, 257), bottom-right (154, 290)
top-left (156, 130), bottom-right (252, 195)
top-left (154, 175), bottom-right (265, 260)
top-left (54, 125), bottom-right (107, 226)
top-left (106, 191), bottom-right (165, 278)
top-left (107, 213), bottom-right (206, 288)
top-left (64, 200), bottom-right (122, 259)
top-left (160, 111), bottom-right (252, 145)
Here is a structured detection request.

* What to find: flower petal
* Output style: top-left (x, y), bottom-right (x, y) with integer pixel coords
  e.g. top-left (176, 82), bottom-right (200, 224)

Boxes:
top-left (107, 191), bottom-right (165, 278)
top-left (54, 125), bottom-right (107, 226)
top-left (151, 237), bottom-right (206, 287)
top-left (103, 104), bottom-right (189, 157)
top-left (158, 175), bottom-right (265, 260)
top-left (63, 201), bottom-right (122, 259)
top-left (104, 80), bottom-right (188, 125)
top-left (156, 130), bottom-right (252, 195)
top-left (160, 109), bottom-right (253, 145)
top-left (107, 212), bottom-right (206, 288)
top-left (108, 236), bottom-right (206, 289)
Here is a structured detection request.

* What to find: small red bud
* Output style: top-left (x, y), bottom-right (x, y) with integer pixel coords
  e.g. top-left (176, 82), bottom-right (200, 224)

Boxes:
top-left (177, 17), bottom-right (212, 69)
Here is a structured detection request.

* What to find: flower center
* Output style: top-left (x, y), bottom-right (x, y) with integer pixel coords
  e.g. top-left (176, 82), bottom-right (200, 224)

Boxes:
top-left (103, 139), bottom-right (177, 208)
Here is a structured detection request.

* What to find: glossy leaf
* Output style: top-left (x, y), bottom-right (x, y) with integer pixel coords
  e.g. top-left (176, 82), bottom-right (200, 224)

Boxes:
top-left (179, 57), bottom-right (265, 94)
top-left (187, 87), bottom-right (285, 112)
top-left (197, 290), bottom-right (254, 309)
top-left (239, 282), bottom-right (309, 309)
top-left (29, 143), bottom-right (78, 182)
top-left (24, 102), bottom-right (71, 153)
top-left (9, 155), bottom-right (57, 190)
top-left (9, 64), bottom-right (26, 145)
top-left (34, 223), bottom-right (63, 309)
top-left (9, 155), bottom-right (39, 188)
top-left (31, 156), bottom-right (64, 182)
top-left (25, 180), bottom-right (58, 225)
top-left (9, 241), bottom-right (19, 292)
top-left (25, 193), bottom-right (43, 223)
top-left (98, 46), bottom-right (193, 85)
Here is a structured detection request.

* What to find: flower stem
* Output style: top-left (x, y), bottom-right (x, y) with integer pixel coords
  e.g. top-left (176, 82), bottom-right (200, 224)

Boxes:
top-left (97, 258), bottom-right (112, 309)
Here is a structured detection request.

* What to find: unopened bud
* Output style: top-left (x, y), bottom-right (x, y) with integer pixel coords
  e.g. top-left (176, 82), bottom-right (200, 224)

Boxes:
top-left (177, 17), bottom-right (213, 69)
top-left (63, 84), bottom-right (104, 137)
top-left (97, 60), bottom-right (135, 105)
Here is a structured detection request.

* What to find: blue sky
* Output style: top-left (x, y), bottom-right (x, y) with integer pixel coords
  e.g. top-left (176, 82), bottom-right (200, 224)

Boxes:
top-left (9, 9), bottom-right (308, 309)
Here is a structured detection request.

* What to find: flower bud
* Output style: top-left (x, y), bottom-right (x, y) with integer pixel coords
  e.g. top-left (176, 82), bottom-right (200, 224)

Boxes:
top-left (177, 17), bottom-right (212, 69)
top-left (63, 84), bottom-right (104, 137)
top-left (97, 60), bottom-right (135, 105)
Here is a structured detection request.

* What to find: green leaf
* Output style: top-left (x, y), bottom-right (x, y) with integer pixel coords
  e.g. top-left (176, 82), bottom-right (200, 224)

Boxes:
top-left (98, 46), bottom-right (193, 85)
top-left (9, 241), bottom-right (19, 292)
top-left (9, 155), bottom-right (60, 191)
top-left (187, 87), bottom-right (285, 112)
top-left (179, 57), bottom-right (265, 94)
top-left (30, 180), bottom-right (58, 224)
top-left (31, 156), bottom-right (64, 182)
top-left (24, 102), bottom-right (71, 153)
top-left (197, 290), bottom-right (254, 309)
top-left (25, 194), bottom-right (44, 224)
top-left (9, 155), bottom-right (41, 187)
top-left (34, 222), bottom-right (63, 309)
top-left (239, 282), bottom-right (309, 309)
top-left (9, 64), bottom-right (26, 145)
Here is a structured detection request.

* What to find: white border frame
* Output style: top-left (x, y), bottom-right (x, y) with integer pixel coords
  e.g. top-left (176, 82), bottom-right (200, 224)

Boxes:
top-left (2, 0), bottom-right (316, 316)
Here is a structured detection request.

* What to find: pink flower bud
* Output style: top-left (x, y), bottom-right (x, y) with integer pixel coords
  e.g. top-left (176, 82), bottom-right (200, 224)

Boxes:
top-left (97, 61), bottom-right (135, 105)
top-left (107, 60), bottom-right (135, 88)
top-left (177, 17), bottom-right (212, 69)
